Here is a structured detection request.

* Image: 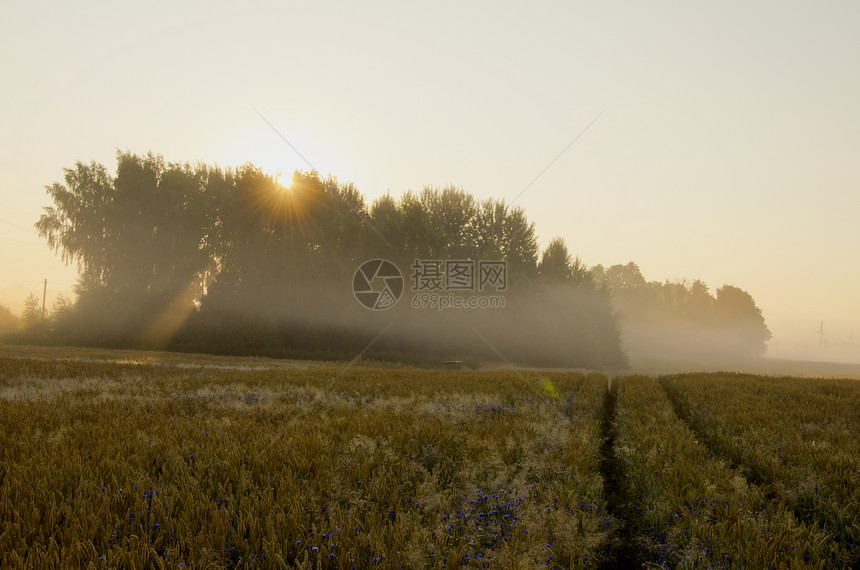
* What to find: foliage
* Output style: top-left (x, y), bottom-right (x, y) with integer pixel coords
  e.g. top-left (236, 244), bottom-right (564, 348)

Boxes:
top-left (36, 152), bottom-right (624, 368)
top-left (20, 293), bottom-right (42, 332)
top-left (49, 293), bottom-right (74, 331)
top-left (592, 262), bottom-right (772, 358)
top-left (36, 153), bottom-right (216, 345)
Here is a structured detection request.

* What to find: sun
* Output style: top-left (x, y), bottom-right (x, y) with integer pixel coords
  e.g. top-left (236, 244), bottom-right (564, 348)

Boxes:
top-left (220, 129), bottom-right (306, 183)
top-left (216, 119), bottom-right (349, 200)
top-left (277, 174), bottom-right (293, 192)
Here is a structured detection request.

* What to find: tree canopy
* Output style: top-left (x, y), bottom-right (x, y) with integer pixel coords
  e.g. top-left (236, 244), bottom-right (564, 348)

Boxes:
top-left (592, 262), bottom-right (772, 358)
top-left (33, 151), bottom-right (773, 365)
top-left (35, 151), bottom-right (626, 368)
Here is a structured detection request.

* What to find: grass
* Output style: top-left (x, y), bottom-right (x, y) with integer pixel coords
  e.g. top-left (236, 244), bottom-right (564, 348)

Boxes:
top-left (661, 373), bottom-right (860, 566)
top-left (613, 376), bottom-right (850, 567)
top-left (1, 347), bottom-right (858, 568)
top-left (0, 353), bottom-right (609, 568)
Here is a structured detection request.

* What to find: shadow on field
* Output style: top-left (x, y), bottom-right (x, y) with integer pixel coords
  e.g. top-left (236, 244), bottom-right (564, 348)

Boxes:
top-left (597, 378), bottom-right (650, 569)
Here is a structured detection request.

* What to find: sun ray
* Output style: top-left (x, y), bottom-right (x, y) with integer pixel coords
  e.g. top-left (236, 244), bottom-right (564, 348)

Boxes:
top-left (137, 261), bottom-right (216, 349)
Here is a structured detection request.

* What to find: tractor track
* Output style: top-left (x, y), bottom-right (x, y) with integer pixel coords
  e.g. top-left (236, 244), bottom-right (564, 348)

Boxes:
top-left (658, 376), bottom-right (858, 566)
top-left (596, 378), bottom-right (653, 569)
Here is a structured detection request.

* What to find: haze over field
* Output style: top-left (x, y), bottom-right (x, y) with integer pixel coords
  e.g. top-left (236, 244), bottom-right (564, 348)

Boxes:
top-left (1, 1), bottom-right (858, 363)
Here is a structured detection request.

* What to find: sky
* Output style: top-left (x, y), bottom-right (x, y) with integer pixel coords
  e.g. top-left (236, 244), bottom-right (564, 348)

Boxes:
top-left (1, 1), bottom-right (858, 361)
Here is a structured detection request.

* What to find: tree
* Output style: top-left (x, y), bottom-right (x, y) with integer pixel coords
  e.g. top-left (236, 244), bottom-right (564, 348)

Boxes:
top-left (399, 190), bottom-right (435, 258)
top-left (37, 160), bottom-right (115, 286)
top-left (472, 198), bottom-right (507, 260)
top-left (37, 150), bottom-right (628, 368)
top-left (369, 193), bottom-right (403, 253)
top-left (0, 304), bottom-right (17, 336)
top-left (685, 279), bottom-right (714, 324)
top-left (50, 293), bottom-right (75, 330)
top-left (420, 186), bottom-right (477, 255)
top-left (320, 176), bottom-right (372, 262)
top-left (500, 206), bottom-right (538, 280)
top-left (37, 151), bottom-right (217, 344)
top-left (594, 260), bottom-right (773, 359)
top-left (603, 262), bottom-right (647, 291)
top-left (21, 293), bottom-right (42, 332)
top-left (715, 285), bottom-right (772, 356)
top-left (569, 256), bottom-right (590, 284)
top-left (538, 237), bottom-right (573, 282)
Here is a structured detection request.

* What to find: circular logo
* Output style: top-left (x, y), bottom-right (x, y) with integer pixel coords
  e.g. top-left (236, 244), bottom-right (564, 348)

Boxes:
top-left (352, 259), bottom-right (404, 310)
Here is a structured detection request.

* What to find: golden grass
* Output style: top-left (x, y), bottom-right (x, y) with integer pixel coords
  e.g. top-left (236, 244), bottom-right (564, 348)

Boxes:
top-left (615, 375), bottom-right (851, 567)
top-left (0, 354), bottom-right (608, 568)
top-left (3, 348), bottom-right (857, 568)
top-left (663, 373), bottom-right (860, 566)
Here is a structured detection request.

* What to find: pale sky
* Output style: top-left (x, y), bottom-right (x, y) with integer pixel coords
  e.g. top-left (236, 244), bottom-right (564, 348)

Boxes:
top-left (1, 1), bottom-right (858, 361)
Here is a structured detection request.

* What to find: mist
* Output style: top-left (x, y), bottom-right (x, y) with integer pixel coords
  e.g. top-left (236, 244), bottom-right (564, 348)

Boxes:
top-left (765, 319), bottom-right (860, 365)
top-left (20, 152), bottom-right (631, 369)
top-left (9, 150), bottom-right (802, 372)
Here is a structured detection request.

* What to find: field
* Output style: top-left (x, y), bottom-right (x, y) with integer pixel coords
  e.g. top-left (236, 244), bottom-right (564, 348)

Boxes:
top-left (0, 347), bottom-right (857, 568)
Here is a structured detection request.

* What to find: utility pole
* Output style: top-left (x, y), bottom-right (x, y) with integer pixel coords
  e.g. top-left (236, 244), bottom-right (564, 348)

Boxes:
top-left (41, 279), bottom-right (47, 325)
top-left (819, 321), bottom-right (824, 352)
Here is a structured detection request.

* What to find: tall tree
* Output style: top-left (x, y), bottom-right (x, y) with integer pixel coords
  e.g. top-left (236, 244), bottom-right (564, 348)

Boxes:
top-left (36, 151), bottom-right (215, 344)
top-left (369, 193), bottom-right (403, 254)
top-left (49, 293), bottom-right (74, 332)
top-left (420, 186), bottom-right (478, 256)
top-left (500, 206), bottom-right (538, 280)
top-left (400, 190), bottom-right (435, 258)
top-left (37, 160), bottom-right (115, 288)
top-left (538, 237), bottom-right (573, 283)
top-left (21, 293), bottom-right (42, 331)
top-left (715, 285), bottom-right (772, 356)
top-left (472, 198), bottom-right (506, 259)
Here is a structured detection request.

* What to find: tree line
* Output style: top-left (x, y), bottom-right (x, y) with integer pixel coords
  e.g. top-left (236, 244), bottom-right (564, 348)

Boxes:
top-left (5, 150), bottom-right (771, 366)
top-left (591, 262), bottom-right (771, 359)
top-left (25, 151), bottom-right (625, 367)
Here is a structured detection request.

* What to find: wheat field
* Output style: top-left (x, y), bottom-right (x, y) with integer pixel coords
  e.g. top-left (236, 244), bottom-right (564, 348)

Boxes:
top-left (0, 348), bottom-right (856, 568)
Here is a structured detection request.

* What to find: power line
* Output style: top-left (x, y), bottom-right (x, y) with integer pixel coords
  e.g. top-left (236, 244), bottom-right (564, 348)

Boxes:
top-left (3, 205), bottom-right (42, 217)
top-left (0, 280), bottom-right (76, 289)
top-left (0, 218), bottom-right (37, 233)
top-left (509, 107), bottom-right (607, 207)
top-left (0, 235), bottom-right (43, 245)
top-left (254, 108), bottom-right (316, 172)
